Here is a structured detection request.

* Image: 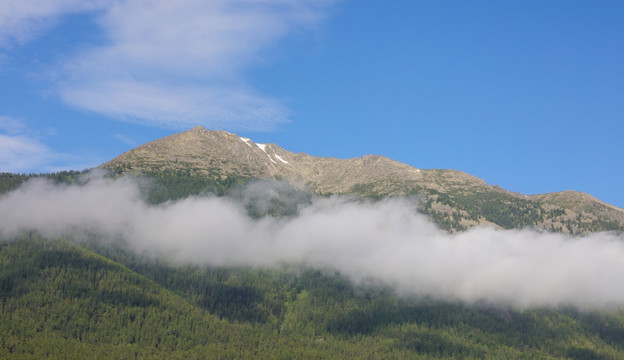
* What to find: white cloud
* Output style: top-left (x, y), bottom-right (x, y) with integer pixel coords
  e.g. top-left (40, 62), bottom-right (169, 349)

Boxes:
top-left (0, 116), bottom-right (53, 172)
top-left (60, 79), bottom-right (289, 130)
top-left (0, 133), bottom-right (53, 172)
top-left (2, 175), bottom-right (624, 310)
top-left (0, 116), bottom-right (97, 173)
top-left (0, 0), bottom-right (109, 47)
top-left (0, 115), bottom-right (27, 135)
top-left (112, 133), bottom-right (136, 146)
top-left (36, 0), bottom-right (330, 130)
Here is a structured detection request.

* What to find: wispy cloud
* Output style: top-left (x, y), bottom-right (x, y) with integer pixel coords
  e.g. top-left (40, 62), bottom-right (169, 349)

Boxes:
top-left (60, 79), bottom-right (290, 131)
top-left (0, 133), bottom-right (53, 173)
top-left (0, 116), bottom-right (27, 135)
top-left (2, 174), bottom-right (624, 310)
top-left (2, 0), bottom-right (332, 131)
top-left (0, 116), bottom-right (53, 172)
top-left (112, 133), bottom-right (136, 147)
top-left (0, 116), bottom-right (97, 173)
top-left (0, 0), bottom-right (108, 47)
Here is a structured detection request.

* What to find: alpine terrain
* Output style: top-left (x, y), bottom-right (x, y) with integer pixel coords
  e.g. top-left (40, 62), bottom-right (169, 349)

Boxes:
top-left (1, 126), bottom-right (624, 359)
top-left (103, 125), bottom-right (624, 234)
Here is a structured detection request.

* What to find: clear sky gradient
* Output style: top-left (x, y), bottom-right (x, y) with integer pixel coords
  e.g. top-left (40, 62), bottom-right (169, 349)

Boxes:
top-left (1, 1), bottom-right (622, 208)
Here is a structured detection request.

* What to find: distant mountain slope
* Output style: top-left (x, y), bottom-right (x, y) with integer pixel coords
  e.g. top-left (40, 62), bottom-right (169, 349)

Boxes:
top-left (101, 126), bottom-right (624, 233)
top-left (102, 126), bottom-right (484, 195)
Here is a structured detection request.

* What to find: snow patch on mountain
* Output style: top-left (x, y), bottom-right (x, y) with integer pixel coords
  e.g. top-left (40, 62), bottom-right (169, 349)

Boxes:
top-left (275, 154), bottom-right (289, 164)
top-left (255, 143), bottom-right (276, 164)
top-left (240, 137), bottom-right (252, 147)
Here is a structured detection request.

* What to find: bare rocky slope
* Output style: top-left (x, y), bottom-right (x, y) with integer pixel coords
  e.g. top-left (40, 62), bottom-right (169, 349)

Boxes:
top-left (102, 126), bottom-right (624, 233)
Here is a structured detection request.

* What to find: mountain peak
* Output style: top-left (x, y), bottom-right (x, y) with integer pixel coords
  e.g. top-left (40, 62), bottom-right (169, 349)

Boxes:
top-left (101, 127), bottom-right (624, 233)
top-left (102, 127), bottom-right (436, 193)
top-left (190, 125), bottom-right (207, 131)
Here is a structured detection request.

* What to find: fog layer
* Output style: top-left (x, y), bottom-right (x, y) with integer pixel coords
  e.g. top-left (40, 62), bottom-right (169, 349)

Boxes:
top-left (1, 175), bottom-right (623, 309)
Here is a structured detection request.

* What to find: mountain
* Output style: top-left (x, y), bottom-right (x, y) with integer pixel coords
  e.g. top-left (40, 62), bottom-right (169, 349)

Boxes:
top-left (103, 126), bottom-right (480, 194)
top-left (102, 126), bottom-right (624, 233)
top-left (2, 127), bottom-right (624, 358)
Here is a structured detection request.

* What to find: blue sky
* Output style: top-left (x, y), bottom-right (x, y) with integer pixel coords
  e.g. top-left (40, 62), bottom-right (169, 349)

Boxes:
top-left (0, 0), bottom-right (622, 208)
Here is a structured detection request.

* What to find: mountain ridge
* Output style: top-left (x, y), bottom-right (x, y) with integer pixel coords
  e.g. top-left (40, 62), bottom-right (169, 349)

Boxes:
top-left (102, 126), bottom-right (624, 233)
top-left (103, 126), bottom-right (492, 194)
top-left (2, 127), bottom-right (624, 358)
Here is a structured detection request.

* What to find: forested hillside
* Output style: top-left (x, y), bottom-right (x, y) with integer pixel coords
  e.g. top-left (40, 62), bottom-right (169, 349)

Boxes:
top-left (0, 171), bottom-right (623, 358)
top-left (2, 234), bottom-right (624, 359)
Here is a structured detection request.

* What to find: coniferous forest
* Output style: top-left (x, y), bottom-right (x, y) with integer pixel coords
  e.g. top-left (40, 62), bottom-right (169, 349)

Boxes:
top-left (1, 171), bottom-right (624, 359)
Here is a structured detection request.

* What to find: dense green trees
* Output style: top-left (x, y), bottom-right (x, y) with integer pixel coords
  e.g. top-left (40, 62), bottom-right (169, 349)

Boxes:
top-left (2, 234), bottom-right (624, 358)
top-left (2, 171), bottom-right (624, 357)
top-left (0, 171), bottom-right (87, 194)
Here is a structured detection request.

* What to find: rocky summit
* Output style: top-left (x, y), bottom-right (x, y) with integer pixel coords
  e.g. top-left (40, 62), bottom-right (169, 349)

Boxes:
top-left (102, 126), bottom-right (624, 233)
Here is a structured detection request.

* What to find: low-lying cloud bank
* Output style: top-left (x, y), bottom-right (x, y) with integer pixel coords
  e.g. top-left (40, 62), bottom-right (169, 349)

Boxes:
top-left (1, 175), bottom-right (623, 310)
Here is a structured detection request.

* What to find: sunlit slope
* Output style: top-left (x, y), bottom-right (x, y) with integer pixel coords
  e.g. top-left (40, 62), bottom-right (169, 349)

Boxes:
top-left (101, 126), bottom-right (624, 233)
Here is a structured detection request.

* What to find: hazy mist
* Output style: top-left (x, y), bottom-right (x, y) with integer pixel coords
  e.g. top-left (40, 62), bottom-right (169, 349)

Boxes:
top-left (1, 174), bottom-right (623, 310)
